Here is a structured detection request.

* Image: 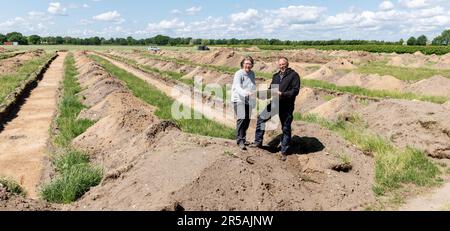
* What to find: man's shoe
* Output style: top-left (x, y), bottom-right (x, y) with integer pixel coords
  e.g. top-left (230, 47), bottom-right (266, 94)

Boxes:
top-left (239, 142), bottom-right (247, 150)
top-left (250, 142), bottom-right (263, 148)
top-left (280, 153), bottom-right (287, 161)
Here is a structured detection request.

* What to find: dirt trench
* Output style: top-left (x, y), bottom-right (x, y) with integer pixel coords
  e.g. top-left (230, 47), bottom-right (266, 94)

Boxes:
top-left (0, 52), bottom-right (67, 198)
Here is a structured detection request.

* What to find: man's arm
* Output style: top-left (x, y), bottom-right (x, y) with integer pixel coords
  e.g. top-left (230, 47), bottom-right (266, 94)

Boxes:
top-left (281, 73), bottom-right (300, 98)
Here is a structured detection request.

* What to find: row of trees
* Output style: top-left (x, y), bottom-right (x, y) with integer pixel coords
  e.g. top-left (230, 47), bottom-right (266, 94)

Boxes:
top-left (406, 35), bottom-right (428, 46)
top-left (432, 30), bottom-right (450, 46)
top-left (1, 30), bottom-right (449, 46)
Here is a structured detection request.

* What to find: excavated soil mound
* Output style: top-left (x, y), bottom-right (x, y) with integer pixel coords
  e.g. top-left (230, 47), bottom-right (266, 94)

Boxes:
top-left (78, 91), bottom-right (155, 121)
top-left (304, 66), bottom-right (337, 80)
top-left (182, 67), bottom-right (233, 85)
top-left (405, 76), bottom-right (450, 97)
top-left (295, 87), bottom-right (329, 114)
top-left (78, 77), bottom-right (128, 107)
top-left (387, 54), bottom-right (426, 68)
top-left (435, 54), bottom-right (450, 69)
top-left (73, 108), bottom-right (163, 172)
top-left (358, 99), bottom-right (450, 159)
top-left (0, 50), bottom-right (46, 75)
top-left (69, 121), bottom-right (374, 211)
top-left (196, 48), bottom-right (243, 67)
top-left (308, 94), bottom-right (362, 121)
top-left (0, 185), bottom-right (54, 211)
top-left (74, 53), bottom-right (128, 107)
top-left (335, 73), bottom-right (406, 91)
top-left (325, 58), bottom-right (357, 70)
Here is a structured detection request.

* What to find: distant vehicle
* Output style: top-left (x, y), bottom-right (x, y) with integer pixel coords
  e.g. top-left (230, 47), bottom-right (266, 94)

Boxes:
top-left (197, 45), bottom-right (210, 51)
top-left (148, 46), bottom-right (160, 52)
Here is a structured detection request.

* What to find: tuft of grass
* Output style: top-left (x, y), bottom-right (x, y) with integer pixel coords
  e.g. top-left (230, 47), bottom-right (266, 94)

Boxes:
top-left (0, 53), bottom-right (54, 104)
top-left (53, 149), bottom-right (90, 173)
top-left (41, 53), bottom-right (101, 204)
top-left (0, 177), bottom-right (27, 197)
top-left (40, 162), bottom-right (102, 204)
top-left (295, 113), bottom-right (440, 195)
top-left (337, 153), bottom-right (351, 165)
top-left (357, 61), bottom-right (450, 82)
top-left (90, 54), bottom-right (235, 139)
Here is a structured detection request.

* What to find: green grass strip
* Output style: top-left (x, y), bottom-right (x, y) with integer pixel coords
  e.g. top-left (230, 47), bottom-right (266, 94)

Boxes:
top-left (41, 53), bottom-right (101, 204)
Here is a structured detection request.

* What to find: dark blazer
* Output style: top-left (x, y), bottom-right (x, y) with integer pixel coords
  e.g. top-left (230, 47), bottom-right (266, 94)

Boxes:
top-left (270, 68), bottom-right (301, 107)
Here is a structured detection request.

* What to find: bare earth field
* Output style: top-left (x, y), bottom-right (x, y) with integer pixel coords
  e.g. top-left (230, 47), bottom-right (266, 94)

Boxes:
top-left (1, 46), bottom-right (450, 211)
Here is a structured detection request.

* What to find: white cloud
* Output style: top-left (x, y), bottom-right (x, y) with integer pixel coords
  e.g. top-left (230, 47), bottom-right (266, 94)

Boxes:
top-left (0, 12), bottom-right (54, 35)
top-left (269, 5), bottom-right (326, 24)
top-left (399, 0), bottom-right (431, 9)
top-left (171, 9), bottom-right (182, 14)
top-left (48, 2), bottom-right (67, 16)
top-left (379, 1), bottom-right (395, 11)
top-left (93, 11), bottom-right (122, 22)
top-left (83, 4), bottom-right (90, 8)
top-left (147, 18), bottom-right (186, 32)
top-left (186, 6), bottom-right (202, 15)
top-left (230, 9), bottom-right (259, 22)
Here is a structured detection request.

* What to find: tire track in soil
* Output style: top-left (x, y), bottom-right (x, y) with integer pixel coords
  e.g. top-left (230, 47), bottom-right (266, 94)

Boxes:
top-left (0, 52), bottom-right (67, 199)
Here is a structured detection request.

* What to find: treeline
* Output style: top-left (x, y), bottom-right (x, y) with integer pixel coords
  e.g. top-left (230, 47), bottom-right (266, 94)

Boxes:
top-left (1, 30), bottom-right (449, 46)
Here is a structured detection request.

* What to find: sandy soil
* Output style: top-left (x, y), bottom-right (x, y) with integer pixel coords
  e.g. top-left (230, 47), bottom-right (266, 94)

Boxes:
top-left (405, 75), bottom-right (450, 97)
top-left (0, 185), bottom-right (54, 211)
top-left (358, 99), bottom-right (450, 159)
top-left (0, 52), bottom-right (66, 198)
top-left (0, 50), bottom-right (46, 75)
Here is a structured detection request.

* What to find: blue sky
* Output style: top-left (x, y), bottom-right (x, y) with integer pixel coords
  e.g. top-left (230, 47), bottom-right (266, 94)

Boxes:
top-left (1, 0), bottom-right (449, 41)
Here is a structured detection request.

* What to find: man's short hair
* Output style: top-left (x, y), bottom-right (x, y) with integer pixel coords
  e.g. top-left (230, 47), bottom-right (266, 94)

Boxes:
top-left (279, 57), bottom-right (289, 63)
top-left (240, 56), bottom-right (254, 68)
top-left (279, 57), bottom-right (289, 67)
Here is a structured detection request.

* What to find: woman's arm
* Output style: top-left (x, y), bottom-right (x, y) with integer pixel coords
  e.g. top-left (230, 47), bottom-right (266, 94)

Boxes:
top-left (232, 71), bottom-right (250, 97)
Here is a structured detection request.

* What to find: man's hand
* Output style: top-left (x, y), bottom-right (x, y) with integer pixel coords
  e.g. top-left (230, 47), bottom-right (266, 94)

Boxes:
top-left (277, 91), bottom-right (283, 96)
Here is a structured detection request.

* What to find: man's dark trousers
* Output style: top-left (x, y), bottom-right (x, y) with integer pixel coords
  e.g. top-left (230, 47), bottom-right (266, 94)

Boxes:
top-left (255, 101), bottom-right (294, 153)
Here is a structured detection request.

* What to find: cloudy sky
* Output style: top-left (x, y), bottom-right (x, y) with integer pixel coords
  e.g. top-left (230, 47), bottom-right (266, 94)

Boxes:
top-left (1, 0), bottom-right (449, 41)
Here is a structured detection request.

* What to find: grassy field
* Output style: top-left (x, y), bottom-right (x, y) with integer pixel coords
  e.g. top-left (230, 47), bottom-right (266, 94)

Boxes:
top-left (90, 54), bottom-right (236, 140)
top-left (294, 113), bottom-right (441, 195)
top-left (0, 53), bottom-right (54, 105)
top-left (41, 53), bottom-right (101, 204)
top-left (254, 45), bottom-right (450, 55)
top-left (105, 50), bottom-right (448, 104)
top-left (108, 51), bottom-right (448, 106)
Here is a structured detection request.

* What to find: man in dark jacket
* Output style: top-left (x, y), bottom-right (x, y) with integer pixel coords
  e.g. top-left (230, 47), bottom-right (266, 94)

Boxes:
top-left (254, 57), bottom-right (300, 161)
